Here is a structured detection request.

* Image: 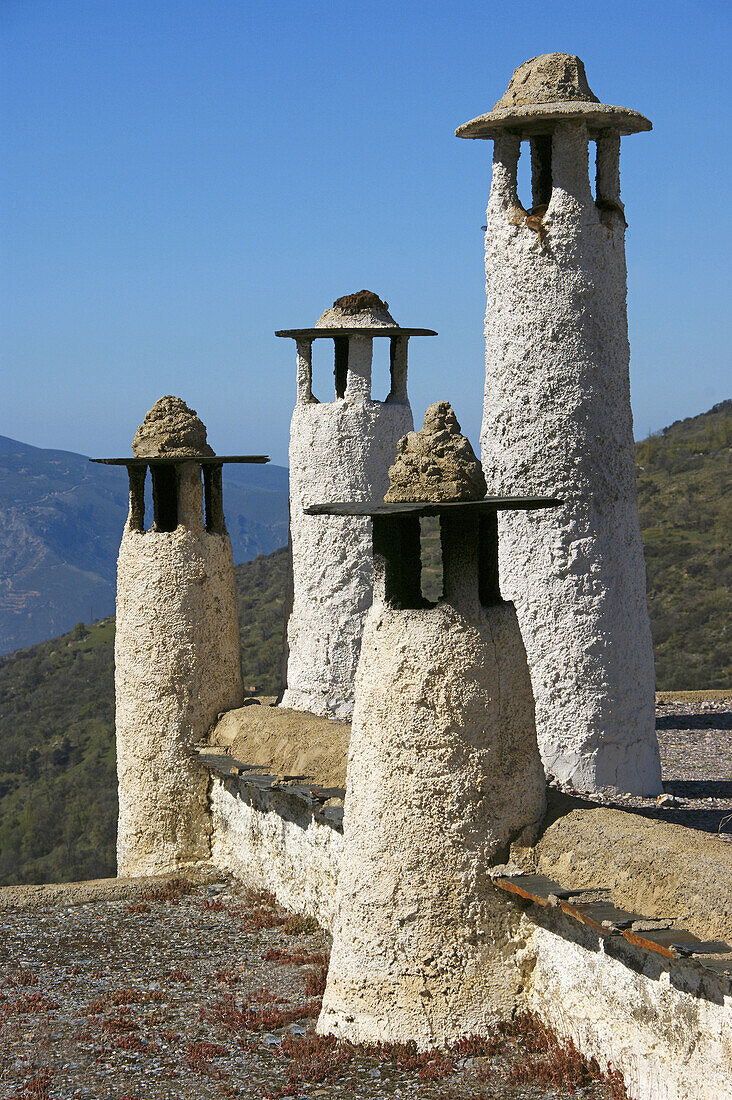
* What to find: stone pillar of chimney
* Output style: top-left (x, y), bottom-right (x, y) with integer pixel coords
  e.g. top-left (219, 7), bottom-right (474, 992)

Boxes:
top-left (113, 396), bottom-right (244, 875)
top-left (276, 292), bottom-right (436, 719)
top-left (314, 404), bottom-right (552, 1045)
top-left (457, 54), bottom-right (662, 795)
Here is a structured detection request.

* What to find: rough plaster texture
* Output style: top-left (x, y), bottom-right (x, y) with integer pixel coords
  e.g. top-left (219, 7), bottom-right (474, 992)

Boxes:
top-left (456, 53), bottom-right (651, 138)
top-left (520, 914), bottom-right (732, 1100)
top-left (494, 53), bottom-right (599, 108)
top-left (132, 395), bottom-right (214, 457)
top-left (525, 797), bottom-right (732, 943)
top-left (478, 116), bottom-right (662, 795)
top-left (209, 776), bottom-right (342, 930)
top-left (283, 372), bottom-right (412, 719)
top-left (385, 401), bottom-right (486, 502)
top-left (318, 598), bottom-right (545, 1045)
top-left (209, 704), bottom-right (349, 790)
top-left (115, 463), bottom-right (243, 875)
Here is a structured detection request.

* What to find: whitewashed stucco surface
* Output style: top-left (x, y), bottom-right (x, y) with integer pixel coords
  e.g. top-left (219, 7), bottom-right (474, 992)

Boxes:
top-left (115, 464), bottom-right (243, 876)
top-left (318, 598), bottom-right (545, 1046)
top-left (520, 919), bottom-right (732, 1100)
top-left (480, 123), bottom-right (661, 795)
top-left (284, 381), bottom-right (412, 719)
top-left (209, 778), bottom-right (342, 930)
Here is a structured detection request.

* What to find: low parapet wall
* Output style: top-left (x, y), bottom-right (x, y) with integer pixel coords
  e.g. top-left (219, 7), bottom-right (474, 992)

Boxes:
top-left (208, 769), bottom-right (343, 930)
top-left (521, 914), bottom-right (731, 1100)
top-left (510, 795), bottom-right (732, 1099)
top-left (202, 703), bottom-right (348, 929)
top-left (200, 709), bottom-right (732, 1100)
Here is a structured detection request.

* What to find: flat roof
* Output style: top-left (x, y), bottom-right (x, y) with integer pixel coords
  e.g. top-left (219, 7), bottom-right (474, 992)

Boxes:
top-left (275, 327), bottom-right (437, 339)
top-left (305, 496), bottom-right (561, 517)
top-left (91, 455), bottom-right (269, 466)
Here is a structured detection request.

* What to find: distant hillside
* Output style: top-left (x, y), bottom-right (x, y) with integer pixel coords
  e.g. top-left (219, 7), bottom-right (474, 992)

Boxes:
top-left (0, 402), bottom-right (728, 885)
top-left (0, 435), bottom-right (289, 655)
top-left (636, 400), bottom-right (730, 689)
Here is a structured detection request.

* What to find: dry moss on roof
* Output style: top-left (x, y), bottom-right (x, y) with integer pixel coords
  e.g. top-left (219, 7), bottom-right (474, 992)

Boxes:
top-left (331, 290), bottom-right (390, 315)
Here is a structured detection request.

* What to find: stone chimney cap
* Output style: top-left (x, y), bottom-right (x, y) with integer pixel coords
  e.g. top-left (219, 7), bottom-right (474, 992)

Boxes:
top-left (132, 396), bottom-right (215, 458)
top-left (275, 290), bottom-right (437, 340)
top-left (456, 54), bottom-right (651, 139)
top-left (315, 290), bottom-right (397, 330)
top-left (384, 401), bottom-right (487, 504)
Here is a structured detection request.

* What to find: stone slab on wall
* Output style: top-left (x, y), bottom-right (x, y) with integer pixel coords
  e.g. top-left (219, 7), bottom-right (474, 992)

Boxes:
top-left (522, 793), bottom-right (732, 944)
top-left (209, 705), bottom-right (350, 790)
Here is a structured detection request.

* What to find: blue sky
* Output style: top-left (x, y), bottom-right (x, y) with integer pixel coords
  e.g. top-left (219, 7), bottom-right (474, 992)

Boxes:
top-left (2, 0), bottom-right (730, 466)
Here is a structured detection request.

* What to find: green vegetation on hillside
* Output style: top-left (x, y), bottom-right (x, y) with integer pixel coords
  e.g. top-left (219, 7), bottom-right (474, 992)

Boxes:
top-left (0, 403), bottom-right (728, 885)
top-left (0, 619), bottom-right (117, 885)
top-left (636, 400), bottom-right (730, 689)
top-left (236, 546), bottom-right (290, 696)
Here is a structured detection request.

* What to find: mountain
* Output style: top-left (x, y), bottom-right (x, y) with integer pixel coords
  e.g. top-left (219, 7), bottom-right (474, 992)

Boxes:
top-left (636, 400), bottom-right (730, 689)
top-left (0, 436), bottom-right (289, 655)
top-left (0, 402), bottom-right (728, 885)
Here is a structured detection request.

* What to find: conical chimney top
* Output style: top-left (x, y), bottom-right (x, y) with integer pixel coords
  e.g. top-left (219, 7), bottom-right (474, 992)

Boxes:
top-left (315, 290), bottom-right (397, 330)
top-left (92, 396), bottom-right (269, 467)
top-left (132, 396), bottom-right (215, 458)
top-left (275, 290), bottom-right (437, 340)
top-left (456, 53), bottom-right (651, 138)
top-left (384, 402), bottom-right (487, 503)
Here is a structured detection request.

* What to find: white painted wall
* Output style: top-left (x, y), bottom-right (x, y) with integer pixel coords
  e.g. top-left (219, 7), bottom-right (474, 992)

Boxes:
top-left (521, 918), bottom-right (732, 1100)
top-left (283, 338), bottom-right (412, 719)
top-left (209, 778), bottom-right (342, 930)
top-left (481, 124), bottom-right (662, 794)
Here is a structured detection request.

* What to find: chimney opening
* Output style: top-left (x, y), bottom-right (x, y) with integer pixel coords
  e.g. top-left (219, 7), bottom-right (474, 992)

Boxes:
top-left (369, 338), bottom-right (392, 403)
top-left (151, 465), bottom-right (178, 532)
top-left (478, 512), bottom-right (502, 607)
top-left (516, 140), bottom-right (532, 210)
top-left (373, 514), bottom-right (423, 610)
top-left (204, 465), bottom-right (225, 534)
top-left (334, 337), bottom-right (349, 399)
top-left (128, 466), bottom-right (146, 532)
top-left (530, 134), bottom-right (553, 209)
